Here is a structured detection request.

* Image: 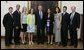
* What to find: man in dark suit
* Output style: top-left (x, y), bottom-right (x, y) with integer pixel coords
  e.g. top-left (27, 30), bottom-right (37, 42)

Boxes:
top-left (35, 5), bottom-right (46, 44)
top-left (61, 6), bottom-right (69, 47)
top-left (69, 6), bottom-right (80, 48)
top-left (13, 4), bottom-right (21, 45)
top-left (3, 7), bottom-right (14, 46)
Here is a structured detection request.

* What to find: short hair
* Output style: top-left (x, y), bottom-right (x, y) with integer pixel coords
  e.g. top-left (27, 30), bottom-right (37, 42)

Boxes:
top-left (54, 7), bottom-right (61, 14)
top-left (9, 7), bottom-right (13, 10)
top-left (71, 6), bottom-right (76, 9)
top-left (63, 6), bottom-right (67, 9)
top-left (16, 4), bottom-right (20, 7)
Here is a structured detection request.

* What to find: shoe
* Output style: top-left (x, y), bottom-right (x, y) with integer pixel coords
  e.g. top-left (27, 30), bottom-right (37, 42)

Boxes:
top-left (15, 43), bottom-right (20, 45)
top-left (50, 42), bottom-right (53, 45)
top-left (10, 42), bottom-right (14, 45)
top-left (69, 44), bottom-right (74, 46)
top-left (29, 41), bottom-right (31, 45)
top-left (74, 44), bottom-right (78, 48)
top-left (5, 44), bottom-right (10, 46)
top-left (62, 45), bottom-right (67, 47)
top-left (41, 42), bottom-right (44, 44)
top-left (47, 42), bottom-right (49, 45)
top-left (74, 45), bottom-right (77, 48)
top-left (58, 42), bottom-right (61, 46)
top-left (37, 42), bottom-right (40, 45)
top-left (21, 41), bottom-right (26, 45)
top-left (31, 41), bottom-right (34, 45)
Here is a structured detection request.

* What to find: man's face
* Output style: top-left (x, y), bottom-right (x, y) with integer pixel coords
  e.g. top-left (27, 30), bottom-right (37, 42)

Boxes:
top-left (9, 8), bottom-right (13, 13)
top-left (63, 8), bottom-right (67, 12)
top-left (16, 5), bottom-right (20, 10)
top-left (71, 6), bottom-right (76, 12)
top-left (38, 5), bottom-right (42, 11)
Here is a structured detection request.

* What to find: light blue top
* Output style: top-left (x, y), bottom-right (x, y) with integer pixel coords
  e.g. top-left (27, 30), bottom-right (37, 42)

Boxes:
top-left (21, 13), bottom-right (27, 24)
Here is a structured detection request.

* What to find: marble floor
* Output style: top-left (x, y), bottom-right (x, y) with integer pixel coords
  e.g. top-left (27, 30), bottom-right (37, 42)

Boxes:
top-left (1, 39), bottom-right (83, 49)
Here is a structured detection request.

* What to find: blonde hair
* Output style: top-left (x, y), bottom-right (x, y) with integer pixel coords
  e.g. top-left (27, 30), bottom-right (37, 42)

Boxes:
top-left (22, 6), bottom-right (27, 13)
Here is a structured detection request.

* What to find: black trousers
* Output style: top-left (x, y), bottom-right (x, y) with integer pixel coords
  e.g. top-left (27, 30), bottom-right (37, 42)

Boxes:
top-left (5, 28), bottom-right (13, 45)
top-left (69, 28), bottom-right (78, 46)
top-left (61, 28), bottom-right (68, 46)
top-left (14, 27), bottom-right (20, 44)
top-left (37, 28), bottom-right (45, 43)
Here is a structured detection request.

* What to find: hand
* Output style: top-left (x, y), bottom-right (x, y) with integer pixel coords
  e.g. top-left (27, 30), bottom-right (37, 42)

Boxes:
top-left (21, 26), bottom-right (23, 29)
top-left (76, 28), bottom-right (79, 31)
top-left (57, 28), bottom-right (60, 30)
top-left (16, 26), bottom-right (19, 29)
top-left (20, 32), bottom-right (23, 37)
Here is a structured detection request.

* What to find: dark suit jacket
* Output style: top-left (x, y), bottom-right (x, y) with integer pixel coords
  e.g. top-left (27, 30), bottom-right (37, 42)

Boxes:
top-left (3, 13), bottom-right (14, 30)
top-left (69, 12), bottom-right (80, 30)
top-left (13, 10), bottom-right (21, 28)
top-left (61, 12), bottom-right (69, 30)
top-left (45, 13), bottom-right (54, 32)
top-left (35, 11), bottom-right (46, 29)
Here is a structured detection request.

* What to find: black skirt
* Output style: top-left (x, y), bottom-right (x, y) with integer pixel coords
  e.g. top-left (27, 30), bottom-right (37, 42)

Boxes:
top-left (46, 26), bottom-right (53, 35)
top-left (21, 24), bottom-right (27, 32)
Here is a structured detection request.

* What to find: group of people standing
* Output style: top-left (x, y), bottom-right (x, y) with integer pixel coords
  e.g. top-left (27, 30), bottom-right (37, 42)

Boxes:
top-left (3, 4), bottom-right (80, 48)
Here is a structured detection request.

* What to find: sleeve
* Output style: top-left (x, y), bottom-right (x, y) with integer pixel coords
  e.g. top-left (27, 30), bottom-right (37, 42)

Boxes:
top-left (26, 15), bottom-right (29, 25)
top-left (20, 13), bottom-right (23, 28)
top-left (66, 13), bottom-right (70, 25)
top-left (13, 12), bottom-right (17, 26)
top-left (60, 13), bottom-right (62, 24)
top-left (35, 13), bottom-right (37, 25)
top-left (34, 15), bottom-right (35, 25)
top-left (77, 13), bottom-right (80, 28)
top-left (3, 14), bottom-right (7, 27)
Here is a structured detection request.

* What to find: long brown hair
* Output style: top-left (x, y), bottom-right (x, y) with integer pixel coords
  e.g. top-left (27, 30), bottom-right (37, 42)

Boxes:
top-left (54, 7), bottom-right (61, 14)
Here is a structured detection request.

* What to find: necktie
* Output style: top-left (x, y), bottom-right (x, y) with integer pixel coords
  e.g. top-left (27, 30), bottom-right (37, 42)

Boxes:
top-left (39, 11), bottom-right (42, 19)
top-left (70, 13), bottom-right (74, 25)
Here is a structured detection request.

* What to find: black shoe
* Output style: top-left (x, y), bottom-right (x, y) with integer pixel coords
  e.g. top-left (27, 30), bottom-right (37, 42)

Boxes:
top-left (74, 44), bottom-right (77, 48)
top-left (41, 42), bottom-right (44, 44)
top-left (10, 42), bottom-right (14, 45)
top-left (37, 42), bottom-right (40, 45)
top-left (74, 45), bottom-right (77, 48)
top-left (69, 44), bottom-right (74, 46)
top-left (62, 45), bottom-right (67, 47)
top-left (5, 44), bottom-right (10, 46)
top-left (15, 43), bottom-right (20, 45)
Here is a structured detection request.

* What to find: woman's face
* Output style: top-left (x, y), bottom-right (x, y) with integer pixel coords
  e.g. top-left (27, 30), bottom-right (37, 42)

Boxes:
top-left (31, 9), bottom-right (33, 14)
top-left (56, 8), bottom-right (59, 12)
top-left (24, 7), bottom-right (27, 13)
top-left (47, 9), bottom-right (51, 13)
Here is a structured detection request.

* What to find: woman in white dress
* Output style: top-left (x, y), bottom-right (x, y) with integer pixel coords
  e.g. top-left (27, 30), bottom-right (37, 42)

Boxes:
top-left (53, 7), bottom-right (62, 46)
top-left (27, 8), bottom-right (35, 45)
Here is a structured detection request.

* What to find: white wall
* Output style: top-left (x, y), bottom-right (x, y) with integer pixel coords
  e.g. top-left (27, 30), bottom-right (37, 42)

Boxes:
top-left (61, 1), bottom-right (83, 14)
top-left (1, 1), bottom-right (27, 36)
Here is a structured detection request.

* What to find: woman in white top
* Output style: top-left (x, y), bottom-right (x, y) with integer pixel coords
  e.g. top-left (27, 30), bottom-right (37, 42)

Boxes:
top-left (20, 7), bottom-right (27, 44)
top-left (53, 7), bottom-right (62, 46)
